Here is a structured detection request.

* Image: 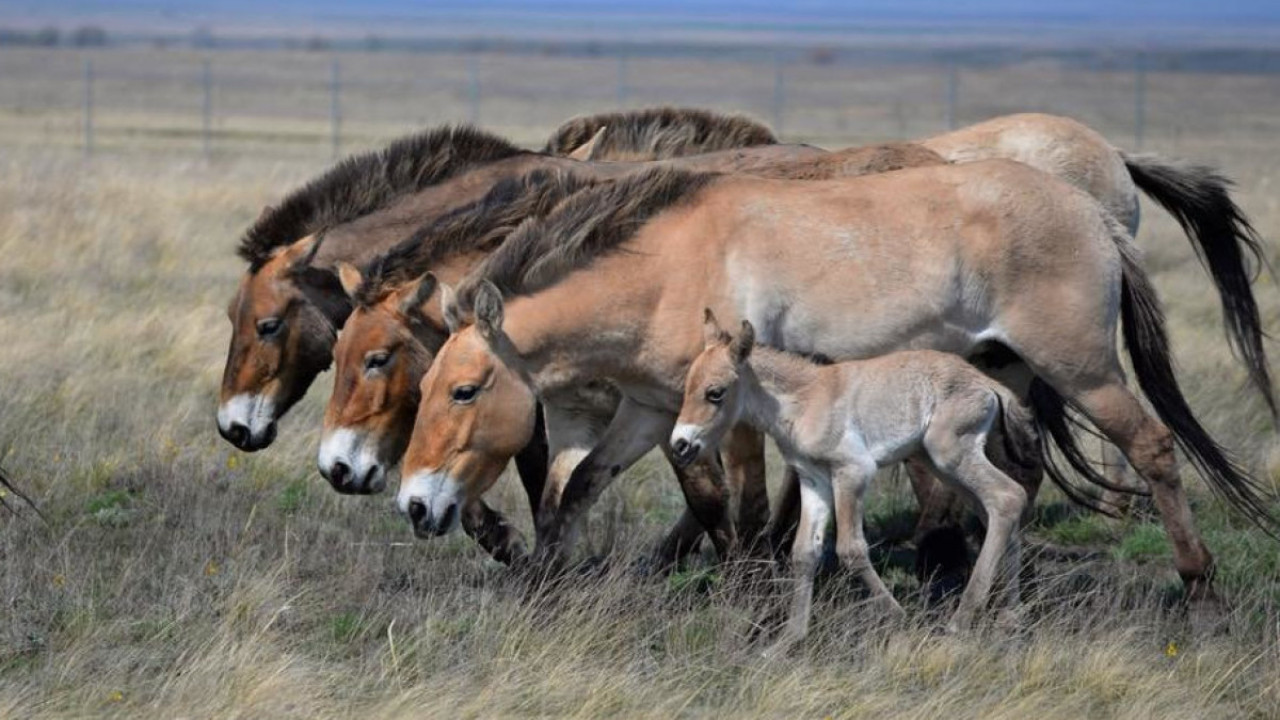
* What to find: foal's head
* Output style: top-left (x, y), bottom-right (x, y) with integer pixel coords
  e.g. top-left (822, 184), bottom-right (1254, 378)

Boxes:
top-left (671, 309), bottom-right (755, 467)
top-left (219, 235), bottom-right (349, 451)
top-left (318, 266), bottom-right (449, 494)
top-left (396, 280), bottom-right (537, 538)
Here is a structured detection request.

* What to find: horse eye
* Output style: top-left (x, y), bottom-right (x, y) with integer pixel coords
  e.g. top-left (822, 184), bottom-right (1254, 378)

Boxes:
top-left (451, 385), bottom-right (479, 404)
top-left (364, 351), bottom-right (391, 372)
top-left (256, 317), bottom-right (283, 338)
top-left (705, 386), bottom-right (726, 404)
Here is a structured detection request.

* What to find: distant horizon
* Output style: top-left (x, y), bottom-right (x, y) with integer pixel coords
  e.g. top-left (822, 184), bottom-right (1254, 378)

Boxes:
top-left (3, 1), bottom-right (1280, 50)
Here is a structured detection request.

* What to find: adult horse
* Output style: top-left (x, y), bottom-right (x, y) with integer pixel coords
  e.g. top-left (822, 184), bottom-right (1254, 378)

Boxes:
top-left (218, 110), bottom-right (1268, 458)
top-left (217, 109), bottom-right (1268, 567)
top-left (397, 164), bottom-right (1275, 613)
top-left (316, 145), bottom-right (951, 563)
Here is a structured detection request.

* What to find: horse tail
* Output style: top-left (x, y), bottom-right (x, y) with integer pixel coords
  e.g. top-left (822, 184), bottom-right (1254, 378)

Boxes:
top-left (1122, 151), bottom-right (1275, 418)
top-left (1114, 221), bottom-right (1279, 533)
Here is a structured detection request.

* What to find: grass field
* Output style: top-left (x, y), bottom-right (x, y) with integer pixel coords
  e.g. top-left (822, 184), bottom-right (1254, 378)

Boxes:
top-left (2, 47), bottom-right (1280, 718)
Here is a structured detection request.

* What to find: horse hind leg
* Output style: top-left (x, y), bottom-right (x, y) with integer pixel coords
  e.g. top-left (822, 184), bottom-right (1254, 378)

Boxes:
top-left (923, 395), bottom-right (1027, 633)
top-left (1069, 379), bottom-right (1217, 602)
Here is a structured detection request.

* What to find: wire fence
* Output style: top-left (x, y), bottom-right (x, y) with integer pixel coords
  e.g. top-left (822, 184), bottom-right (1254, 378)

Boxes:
top-left (2, 47), bottom-right (1278, 161)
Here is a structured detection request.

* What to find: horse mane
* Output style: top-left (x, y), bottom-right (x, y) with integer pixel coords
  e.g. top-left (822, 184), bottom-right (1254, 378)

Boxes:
top-left (542, 107), bottom-right (777, 160)
top-left (238, 125), bottom-right (526, 271)
top-left (463, 167), bottom-right (717, 305)
top-left (353, 169), bottom-right (603, 308)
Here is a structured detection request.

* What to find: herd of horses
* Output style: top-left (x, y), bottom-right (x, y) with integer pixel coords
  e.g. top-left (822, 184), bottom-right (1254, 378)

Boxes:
top-left (217, 107), bottom-right (1275, 645)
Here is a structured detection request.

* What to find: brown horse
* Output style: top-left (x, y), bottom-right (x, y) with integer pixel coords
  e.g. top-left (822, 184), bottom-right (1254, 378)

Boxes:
top-left (217, 115), bottom-right (801, 454)
top-left (219, 111), bottom-right (1269, 458)
top-left (318, 145), bottom-right (950, 560)
top-left (218, 109), bottom-right (1268, 570)
top-left (397, 164), bottom-right (1273, 613)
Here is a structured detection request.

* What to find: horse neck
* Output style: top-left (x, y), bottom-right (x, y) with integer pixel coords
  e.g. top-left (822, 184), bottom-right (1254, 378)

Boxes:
top-left (738, 346), bottom-right (828, 450)
top-left (501, 263), bottom-right (663, 397)
top-left (313, 154), bottom-right (627, 270)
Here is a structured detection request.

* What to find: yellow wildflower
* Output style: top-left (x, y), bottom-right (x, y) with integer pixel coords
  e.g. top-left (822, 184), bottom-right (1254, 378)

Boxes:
top-left (226, 455), bottom-right (239, 470)
top-left (204, 560), bottom-right (220, 577)
top-left (52, 573), bottom-right (66, 587)
top-left (107, 690), bottom-right (124, 703)
top-left (1165, 641), bottom-right (1179, 658)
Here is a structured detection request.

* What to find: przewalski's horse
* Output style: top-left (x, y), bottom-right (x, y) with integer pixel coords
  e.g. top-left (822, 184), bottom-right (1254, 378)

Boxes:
top-left (674, 311), bottom-right (1040, 649)
top-left (318, 145), bottom-right (951, 561)
top-left (218, 114), bottom-right (791, 564)
top-left (556, 112), bottom-right (1272, 415)
top-left (217, 114), bottom-right (799, 453)
top-left (397, 164), bottom-right (1275, 612)
top-left (542, 106), bottom-right (778, 161)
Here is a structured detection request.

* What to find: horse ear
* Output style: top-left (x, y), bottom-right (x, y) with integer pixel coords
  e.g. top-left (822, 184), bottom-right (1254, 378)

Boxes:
top-left (730, 320), bottom-right (755, 364)
top-left (473, 280), bottom-right (505, 340)
top-left (336, 262), bottom-right (362, 299)
top-left (399, 272), bottom-right (439, 319)
top-left (566, 126), bottom-right (607, 161)
top-left (440, 283), bottom-right (463, 334)
top-left (703, 308), bottom-right (725, 348)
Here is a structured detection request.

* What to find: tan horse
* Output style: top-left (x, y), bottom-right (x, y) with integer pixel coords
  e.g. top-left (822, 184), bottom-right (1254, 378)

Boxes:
top-left (319, 146), bottom-right (950, 561)
top-left (217, 116), bottom-right (803, 453)
top-left (675, 311), bottom-right (1039, 649)
top-left (220, 111), bottom-right (1270, 457)
top-left (397, 164), bottom-right (1273, 612)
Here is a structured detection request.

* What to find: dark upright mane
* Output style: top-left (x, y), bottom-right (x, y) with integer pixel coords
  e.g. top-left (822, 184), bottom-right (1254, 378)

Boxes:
top-left (463, 167), bottom-right (717, 304)
top-left (542, 107), bottom-right (777, 160)
top-left (353, 169), bottom-right (602, 308)
top-left (238, 125), bottom-right (526, 271)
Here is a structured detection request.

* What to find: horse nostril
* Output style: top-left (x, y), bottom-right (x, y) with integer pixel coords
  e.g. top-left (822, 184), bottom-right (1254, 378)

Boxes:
top-left (408, 499), bottom-right (427, 525)
top-left (225, 423), bottom-right (249, 449)
top-left (329, 461), bottom-right (351, 488)
top-left (672, 438), bottom-right (689, 456)
top-left (437, 502), bottom-right (458, 536)
top-left (361, 465), bottom-right (381, 490)
top-left (261, 422), bottom-right (278, 447)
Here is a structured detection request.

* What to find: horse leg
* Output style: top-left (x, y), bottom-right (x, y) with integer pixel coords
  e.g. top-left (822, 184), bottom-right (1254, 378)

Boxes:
top-left (765, 466), bottom-right (801, 560)
top-left (549, 397), bottom-right (734, 566)
top-left (922, 399), bottom-right (1027, 633)
top-left (534, 403), bottom-right (609, 550)
top-left (833, 458), bottom-right (904, 618)
top-left (461, 501), bottom-right (527, 565)
top-left (721, 423), bottom-right (772, 555)
top-left (1070, 379), bottom-right (1217, 602)
top-left (762, 471), bottom-right (830, 659)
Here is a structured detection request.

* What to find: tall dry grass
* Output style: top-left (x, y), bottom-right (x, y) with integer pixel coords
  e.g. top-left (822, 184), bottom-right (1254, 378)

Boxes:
top-left (2, 59), bottom-right (1280, 716)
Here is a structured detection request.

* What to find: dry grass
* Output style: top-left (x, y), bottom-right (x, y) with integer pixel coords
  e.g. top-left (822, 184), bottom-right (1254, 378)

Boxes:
top-left (2, 51), bottom-right (1280, 718)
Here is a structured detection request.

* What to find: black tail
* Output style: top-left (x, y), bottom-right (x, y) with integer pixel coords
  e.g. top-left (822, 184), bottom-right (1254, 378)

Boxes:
top-left (1122, 152), bottom-right (1275, 417)
top-left (1028, 380), bottom-right (1131, 517)
top-left (1116, 231), bottom-right (1279, 533)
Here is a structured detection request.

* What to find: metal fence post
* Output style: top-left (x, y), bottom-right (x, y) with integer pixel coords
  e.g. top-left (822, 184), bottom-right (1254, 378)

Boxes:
top-left (201, 58), bottom-right (212, 157)
top-left (1134, 52), bottom-right (1146, 151)
top-left (946, 64), bottom-right (959, 130)
top-left (330, 58), bottom-right (341, 159)
top-left (772, 51), bottom-right (785, 135)
top-left (83, 58), bottom-right (93, 158)
top-left (467, 53), bottom-right (481, 125)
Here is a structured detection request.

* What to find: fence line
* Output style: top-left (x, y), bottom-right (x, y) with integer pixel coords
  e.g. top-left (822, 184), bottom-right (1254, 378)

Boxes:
top-left (82, 57), bottom-right (92, 158)
top-left (36, 49), bottom-right (1181, 160)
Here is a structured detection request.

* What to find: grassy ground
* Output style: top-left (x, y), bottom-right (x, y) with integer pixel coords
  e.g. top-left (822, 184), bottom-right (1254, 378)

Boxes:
top-left (3, 55), bottom-right (1280, 716)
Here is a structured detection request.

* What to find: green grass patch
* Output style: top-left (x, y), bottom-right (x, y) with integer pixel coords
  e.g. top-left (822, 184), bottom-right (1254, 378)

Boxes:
top-left (1113, 523), bottom-right (1172, 562)
top-left (1041, 514), bottom-right (1115, 546)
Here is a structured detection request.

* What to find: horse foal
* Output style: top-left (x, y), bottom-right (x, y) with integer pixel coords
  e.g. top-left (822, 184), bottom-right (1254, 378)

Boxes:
top-left (672, 310), bottom-right (1038, 652)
